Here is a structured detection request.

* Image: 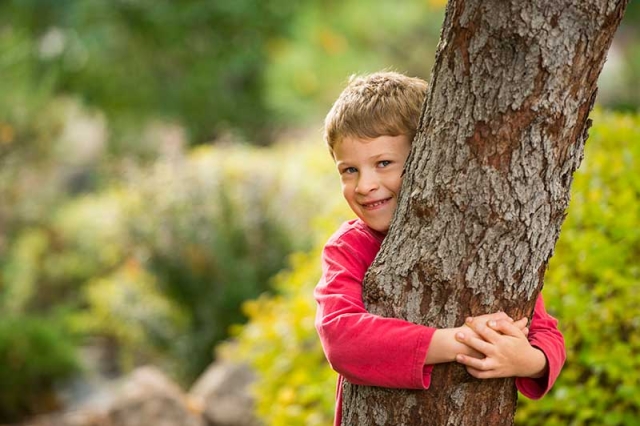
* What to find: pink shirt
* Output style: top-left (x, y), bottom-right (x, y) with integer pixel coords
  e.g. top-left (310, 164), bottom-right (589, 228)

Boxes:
top-left (315, 219), bottom-right (566, 425)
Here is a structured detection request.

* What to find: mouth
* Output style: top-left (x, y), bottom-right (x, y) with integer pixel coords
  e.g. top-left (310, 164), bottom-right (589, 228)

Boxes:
top-left (361, 198), bottom-right (391, 209)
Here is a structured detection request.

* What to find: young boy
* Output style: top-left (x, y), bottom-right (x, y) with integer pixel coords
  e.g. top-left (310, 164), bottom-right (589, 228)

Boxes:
top-left (314, 71), bottom-right (566, 425)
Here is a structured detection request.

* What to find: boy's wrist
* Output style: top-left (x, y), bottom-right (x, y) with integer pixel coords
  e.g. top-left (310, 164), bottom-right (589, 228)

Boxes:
top-left (425, 328), bottom-right (460, 365)
top-left (522, 347), bottom-right (548, 379)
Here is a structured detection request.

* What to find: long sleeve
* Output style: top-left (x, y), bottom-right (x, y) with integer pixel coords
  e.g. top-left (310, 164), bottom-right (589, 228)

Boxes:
top-left (314, 222), bottom-right (436, 390)
top-left (515, 294), bottom-right (566, 399)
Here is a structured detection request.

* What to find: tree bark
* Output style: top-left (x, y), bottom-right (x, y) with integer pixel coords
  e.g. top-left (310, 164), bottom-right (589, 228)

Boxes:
top-left (341, 0), bottom-right (629, 425)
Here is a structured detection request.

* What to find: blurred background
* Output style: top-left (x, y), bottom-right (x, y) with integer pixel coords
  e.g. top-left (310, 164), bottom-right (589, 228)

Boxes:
top-left (0, 1), bottom-right (638, 425)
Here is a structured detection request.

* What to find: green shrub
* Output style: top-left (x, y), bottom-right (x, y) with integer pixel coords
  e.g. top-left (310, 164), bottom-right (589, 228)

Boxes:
top-left (2, 132), bottom-right (340, 393)
top-left (118, 140), bottom-right (340, 382)
top-left (0, 315), bottom-right (79, 423)
top-left (68, 260), bottom-right (188, 373)
top-left (224, 212), bottom-right (351, 425)
top-left (228, 109), bottom-right (640, 425)
top-left (1, 133), bottom-right (341, 405)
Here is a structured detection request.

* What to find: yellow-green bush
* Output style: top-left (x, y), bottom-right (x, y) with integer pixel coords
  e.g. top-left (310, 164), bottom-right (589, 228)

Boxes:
top-left (116, 140), bottom-right (340, 381)
top-left (224, 213), bottom-right (351, 426)
top-left (228, 110), bottom-right (640, 425)
top-left (69, 259), bottom-right (188, 372)
top-left (1, 132), bottom-right (343, 406)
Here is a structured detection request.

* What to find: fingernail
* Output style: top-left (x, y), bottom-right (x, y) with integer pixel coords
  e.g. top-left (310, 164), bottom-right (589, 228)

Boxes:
top-left (488, 320), bottom-right (496, 327)
top-left (465, 317), bottom-right (472, 323)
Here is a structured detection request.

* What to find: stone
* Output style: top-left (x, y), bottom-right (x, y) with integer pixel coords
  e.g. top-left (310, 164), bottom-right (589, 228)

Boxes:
top-left (107, 366), bottom-right (204, 426)
top-left (189, 361), bottom-right (259, 426)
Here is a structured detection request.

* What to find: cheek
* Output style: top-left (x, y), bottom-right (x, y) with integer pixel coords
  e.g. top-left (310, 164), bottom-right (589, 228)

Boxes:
top-left (390, 174), bottom-right (404, 194)
top-left (341, 181), bottom-right (352, 199)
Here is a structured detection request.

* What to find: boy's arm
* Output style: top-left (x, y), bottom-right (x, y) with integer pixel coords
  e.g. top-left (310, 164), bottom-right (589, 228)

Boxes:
top-left (515, 294), bottom-right (566, 399)
top-left (316, 234), bottom-right (521, 390)
top-left (315, 239), bottom-right (436, 390)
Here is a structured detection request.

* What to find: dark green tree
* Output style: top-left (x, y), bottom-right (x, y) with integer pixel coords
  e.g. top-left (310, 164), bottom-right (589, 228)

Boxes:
top-left (0, 0), bottom-right (311, 145)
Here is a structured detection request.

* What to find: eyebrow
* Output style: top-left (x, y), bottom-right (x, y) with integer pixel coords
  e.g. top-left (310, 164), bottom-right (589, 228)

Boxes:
top-left (336, 152), bottom-right (398, 164)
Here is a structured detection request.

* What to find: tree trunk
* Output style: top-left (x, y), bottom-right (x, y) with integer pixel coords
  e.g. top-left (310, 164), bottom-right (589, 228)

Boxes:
top-left (341, 0), bottom-right (629, 425)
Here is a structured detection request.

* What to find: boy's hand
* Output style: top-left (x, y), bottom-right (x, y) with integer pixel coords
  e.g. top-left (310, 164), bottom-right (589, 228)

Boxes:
top-left (449, 312), bottom-right (521, 361)
top-left (464, 312), bottom-right (529, 337)
top-left (454, 315), bottom-right (547, 379)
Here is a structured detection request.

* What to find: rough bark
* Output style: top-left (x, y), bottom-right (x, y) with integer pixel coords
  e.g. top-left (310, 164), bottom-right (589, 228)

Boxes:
top-left (341, 1), bottom-right (629, 425)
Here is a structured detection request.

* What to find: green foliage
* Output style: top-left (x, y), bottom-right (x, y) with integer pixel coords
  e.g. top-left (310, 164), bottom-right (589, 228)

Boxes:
top-left (0, 0), bottom-right (450, 146)
top-left (224, 212), bottom-right (351, 425)
top-left (124, 148), bottom-right (294, 381)
top-left (0, 76), bottom-right (90, 423)
top-left (1, 229), bottom-right (49, 314)
top-left (0, 190), bottom-right (130, 316)
top-left (0, 315), bottom-right (79, 423)
top-left (69, 260), bottom-right (188, 372)
top-left (265, 0), bottom-right (444, 126)
top-left (1, 134), bottom-right (342, 402)
top-left (0, 0), bottom-right (313, 144)
top-left (227, 110), bottom-right (640, 424)
top-left (2, 0), bottom-right (640, 148)
top-left (117, 141), bottom-right (340, 382)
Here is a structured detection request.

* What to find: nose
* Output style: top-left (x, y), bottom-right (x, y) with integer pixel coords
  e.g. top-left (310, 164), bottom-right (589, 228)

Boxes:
top-left (356, 170), bottom-right (379, 194)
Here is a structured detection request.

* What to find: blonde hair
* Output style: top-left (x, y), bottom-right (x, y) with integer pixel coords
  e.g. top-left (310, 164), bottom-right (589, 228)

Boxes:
top-left (323, 71), bottom-right (427, 156)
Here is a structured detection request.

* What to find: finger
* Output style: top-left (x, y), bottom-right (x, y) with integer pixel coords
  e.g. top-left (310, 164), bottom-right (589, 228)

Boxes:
top-left (467, 311), bottom-right (512, 325)
top-left (485, 311), bottom-right (511, 322)
top-left (466, 318), bottom-right (502, 343)
top-left (465, 365), bottom-right (500, 380)
top-left (456, 354), bottom-right (492, 372)
top-left (487, 318), bottom-right (525, 338)
top-left (454, 333), bottom-right (485, 358)
top-left (465, 366), bottom-right (483, 378)
top-left (462, 348), bottom-right (484, 359)
top-left (456, 331), bottom-right (494, 356)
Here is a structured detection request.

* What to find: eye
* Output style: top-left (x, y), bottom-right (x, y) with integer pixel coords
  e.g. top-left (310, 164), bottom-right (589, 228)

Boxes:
top-left (341, 166), bottom-right (358, 175)
top-left (378, 160), bottom-right (392, 168)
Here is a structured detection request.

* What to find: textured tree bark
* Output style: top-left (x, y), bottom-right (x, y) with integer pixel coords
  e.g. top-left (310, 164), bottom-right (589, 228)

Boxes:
top-left (341, 1), bottom-right (629, 425)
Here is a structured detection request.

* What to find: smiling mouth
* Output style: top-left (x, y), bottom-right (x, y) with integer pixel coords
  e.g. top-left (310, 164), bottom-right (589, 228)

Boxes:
top-left (362, 198), bottom-right (390, 209)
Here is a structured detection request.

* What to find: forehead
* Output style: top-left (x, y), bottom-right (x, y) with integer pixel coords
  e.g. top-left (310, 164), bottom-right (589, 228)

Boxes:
top-left (334, 135), bottom-right (411, 162)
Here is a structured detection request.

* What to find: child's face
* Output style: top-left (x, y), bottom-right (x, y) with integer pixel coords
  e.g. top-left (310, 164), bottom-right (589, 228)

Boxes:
top-left (333, 134), bottom-right (411, 234)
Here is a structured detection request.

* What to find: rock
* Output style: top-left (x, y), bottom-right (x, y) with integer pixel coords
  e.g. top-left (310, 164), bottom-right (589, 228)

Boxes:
top-left (13, 410), bottom-right (108, 426)
top-left (17, 361), bottom-right (260, 426)
top-left (189, 361), bottom-right (259, 426)
top-left (107, 366), bottom-right (204, 426)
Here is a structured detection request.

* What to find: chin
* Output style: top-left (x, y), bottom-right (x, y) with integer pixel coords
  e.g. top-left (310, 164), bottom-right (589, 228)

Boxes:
top-left (368, 223), bottom-right (390, 234)
top-left (358, 214), bottom-right (391, 233)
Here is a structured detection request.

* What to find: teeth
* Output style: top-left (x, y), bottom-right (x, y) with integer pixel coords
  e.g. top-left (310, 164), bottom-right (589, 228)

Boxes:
top-left (365, 200), bottom-right (386, 208)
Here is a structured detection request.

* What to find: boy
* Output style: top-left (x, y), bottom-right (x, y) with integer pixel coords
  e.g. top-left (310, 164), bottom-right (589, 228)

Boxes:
top-left (314, 72), bottom-right (566, 425)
